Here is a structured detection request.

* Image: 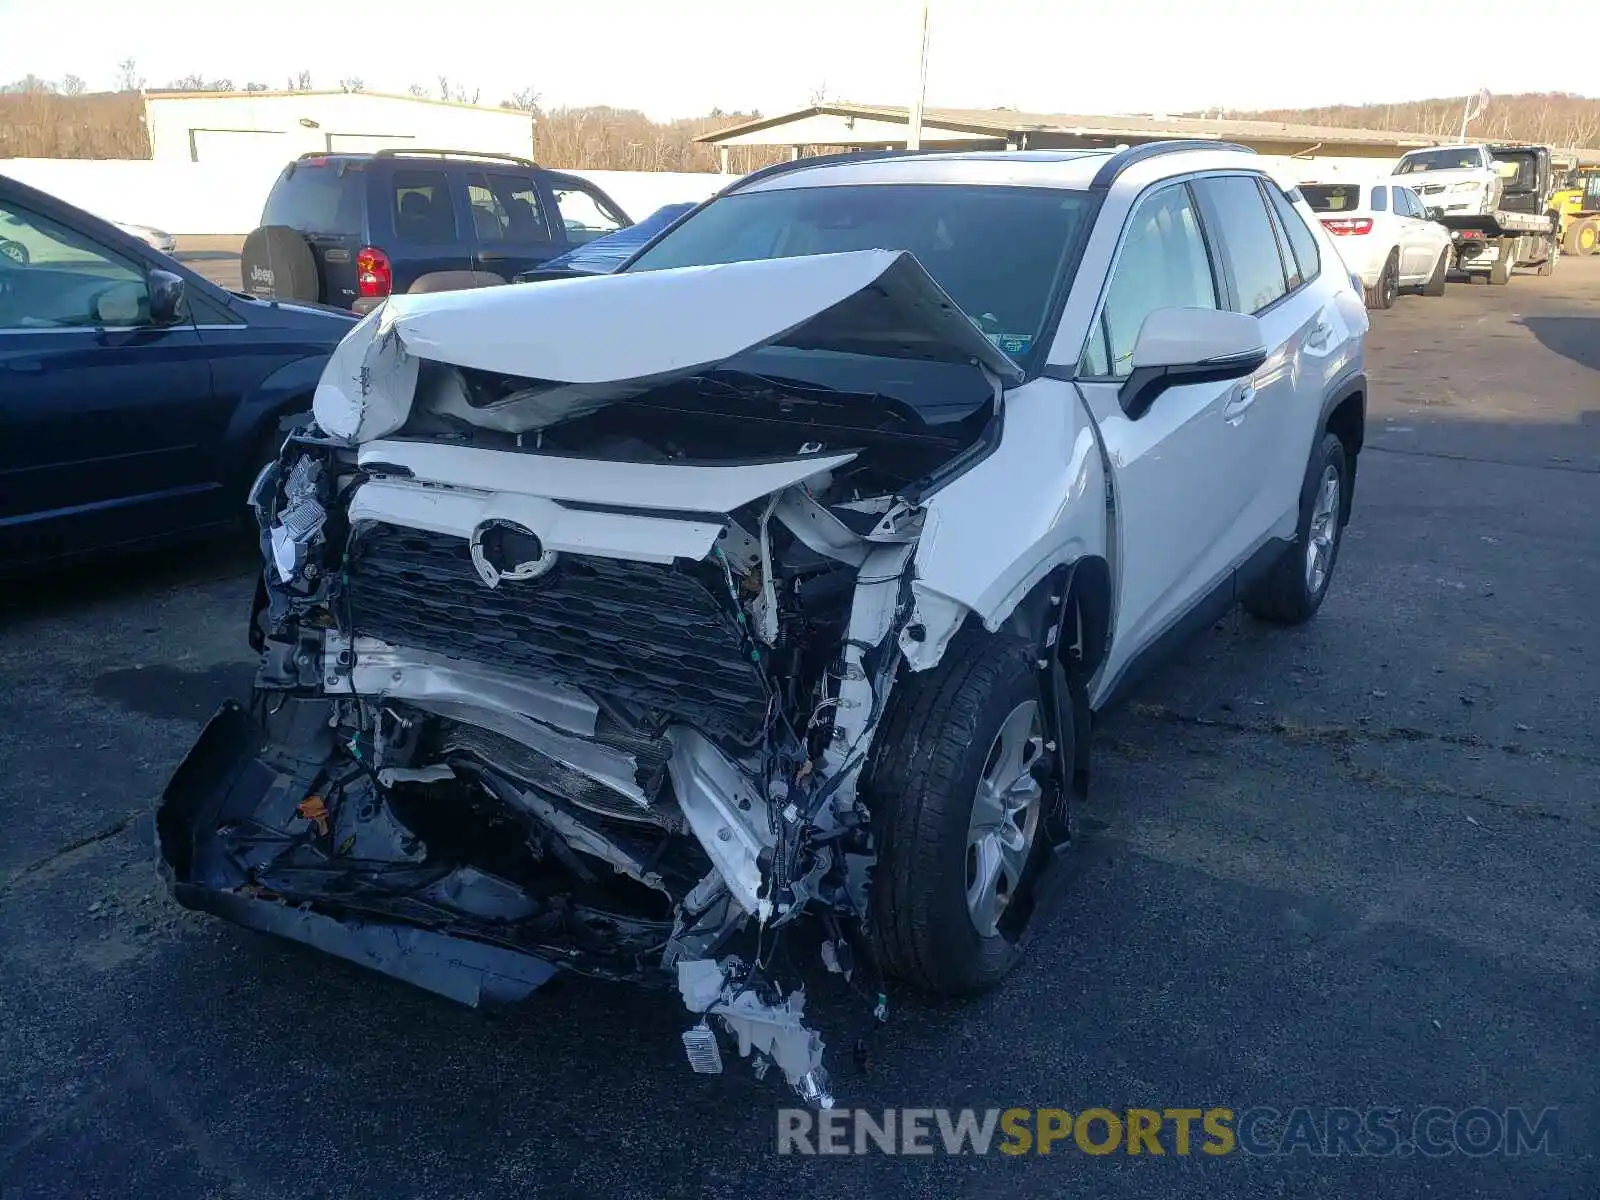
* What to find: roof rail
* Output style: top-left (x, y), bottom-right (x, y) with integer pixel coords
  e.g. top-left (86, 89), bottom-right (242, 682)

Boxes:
top-left (1088, 140), bottom-right (1255, 191)
top-left (368, 148), bottom-right (539, 168)
top-left (718, 146), bottom-right (952, 197)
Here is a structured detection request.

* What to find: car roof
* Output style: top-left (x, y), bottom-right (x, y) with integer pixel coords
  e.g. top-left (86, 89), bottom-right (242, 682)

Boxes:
top-left (731, 145), bottom-right (1262, 195)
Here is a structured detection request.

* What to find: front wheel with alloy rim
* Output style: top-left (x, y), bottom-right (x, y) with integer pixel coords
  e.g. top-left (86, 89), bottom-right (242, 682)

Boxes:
top-left (864, 629), bottom-right (1062, 996)
top-left (1364, 251), bottom-right (1398, 310)
top-left (1242, 431), bottom-right (1350, 625)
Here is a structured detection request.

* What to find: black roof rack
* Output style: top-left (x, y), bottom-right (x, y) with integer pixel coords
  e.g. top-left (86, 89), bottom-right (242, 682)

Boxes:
top-left (1088, 140), bottom-right (1255, 191)
top-left (366, 148), bottom-right (538, 168)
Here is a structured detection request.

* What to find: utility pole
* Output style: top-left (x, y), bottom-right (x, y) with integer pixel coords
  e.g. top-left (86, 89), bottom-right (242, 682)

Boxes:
top-left (908, 0), bottom-right (930, 150)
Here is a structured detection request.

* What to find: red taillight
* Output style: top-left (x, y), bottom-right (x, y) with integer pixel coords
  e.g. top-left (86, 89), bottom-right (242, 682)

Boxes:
top-left (1457, 229), bottom-right (1485, 240)
top-left (355, 246), bottom-right (392, 299)
top-left (1319, 218), bottom-right (1374, 236)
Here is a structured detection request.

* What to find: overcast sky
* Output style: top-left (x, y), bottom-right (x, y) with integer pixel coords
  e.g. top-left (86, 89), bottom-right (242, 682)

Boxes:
top-left (0, 0), bottom-right (1589, 121)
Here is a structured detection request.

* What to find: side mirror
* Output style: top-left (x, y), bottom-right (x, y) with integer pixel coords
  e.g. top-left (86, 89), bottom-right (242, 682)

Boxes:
top-left (1424, 206), bottom-right (1444, 221)
top-left (147, 268), bottom-right (186, 325)
top-left (1118, 308), bottom-right (1267, 420)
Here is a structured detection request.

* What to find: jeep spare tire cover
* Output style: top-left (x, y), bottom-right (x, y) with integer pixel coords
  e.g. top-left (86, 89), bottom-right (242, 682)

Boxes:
top-left (241, 226), bottom-right (318, 302)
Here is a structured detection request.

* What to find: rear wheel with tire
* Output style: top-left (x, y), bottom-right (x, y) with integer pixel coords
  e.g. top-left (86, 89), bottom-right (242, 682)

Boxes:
top-left (1243, 431), bottom-right (1349, 626)
top-left (1364, 251), bottom-right (1398, 310)
top-left (1563, 217), bottom-right (1597, 257)
top-left (865, 630), bottom-right (1060, 996)
top-left (1537, 235), bottom-right (1557, 277)
top-left (1488, 240), bottom-right (1514, 285)
top-left (1422, 247), bottom-right (1449, 296)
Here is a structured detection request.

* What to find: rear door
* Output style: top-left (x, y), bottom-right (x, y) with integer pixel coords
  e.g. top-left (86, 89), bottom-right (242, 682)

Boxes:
top-left (464, 169), bottom-right (559, 280)
top-left (379, 165), bottom-right (471, 294)
top-left (0, 195), bottom-right (217, 566)
top-left (1193, 173), bottom-right (1329, 558)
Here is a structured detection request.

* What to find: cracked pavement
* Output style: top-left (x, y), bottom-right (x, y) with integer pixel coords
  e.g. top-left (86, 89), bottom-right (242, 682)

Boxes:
top-left (1, 258), bottom-right (1596, 1198)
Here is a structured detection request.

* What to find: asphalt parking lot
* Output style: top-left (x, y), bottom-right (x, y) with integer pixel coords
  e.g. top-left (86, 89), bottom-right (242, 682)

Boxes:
top-left (2, 256), bottom-right (1596, 1198)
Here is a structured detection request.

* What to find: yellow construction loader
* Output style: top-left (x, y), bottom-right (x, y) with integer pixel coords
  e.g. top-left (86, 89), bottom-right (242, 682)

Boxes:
top-left (1553, 165), bottom-right (1600, 255)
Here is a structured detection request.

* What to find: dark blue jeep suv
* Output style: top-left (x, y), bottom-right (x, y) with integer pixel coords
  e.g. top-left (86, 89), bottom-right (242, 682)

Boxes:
top-left (241, 150), bottom-right (633, 312)
top-left (0, 172), bottom-right (356, 576)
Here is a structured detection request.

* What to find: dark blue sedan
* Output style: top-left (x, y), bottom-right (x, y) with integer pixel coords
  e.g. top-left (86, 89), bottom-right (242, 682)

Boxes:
top-left (0, 173), bottom-right (356, 576)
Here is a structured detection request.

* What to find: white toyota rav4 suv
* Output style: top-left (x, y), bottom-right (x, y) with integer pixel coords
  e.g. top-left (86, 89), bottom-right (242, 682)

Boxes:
top-left (160, 142), bottom-right (1369, 1104)
top-left (1302, 178), bottom-right (1453, 309)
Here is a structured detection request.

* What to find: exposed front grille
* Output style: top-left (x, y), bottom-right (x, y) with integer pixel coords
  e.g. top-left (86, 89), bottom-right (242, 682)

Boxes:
top-left (345, 523), bottom-right (769, 744)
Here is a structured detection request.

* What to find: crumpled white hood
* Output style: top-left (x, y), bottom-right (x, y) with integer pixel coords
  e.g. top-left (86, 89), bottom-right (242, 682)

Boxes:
top-left (312, 249), bottom-right (1020, 442)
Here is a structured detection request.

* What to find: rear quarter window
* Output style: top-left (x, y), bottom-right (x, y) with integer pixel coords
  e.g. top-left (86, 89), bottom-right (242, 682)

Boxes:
top-left (261, 161), bottom-right (364, 233)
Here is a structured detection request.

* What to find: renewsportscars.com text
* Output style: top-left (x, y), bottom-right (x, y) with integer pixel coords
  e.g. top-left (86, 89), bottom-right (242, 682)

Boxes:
top-left (777, 1106), bottom-right (1559, 1157)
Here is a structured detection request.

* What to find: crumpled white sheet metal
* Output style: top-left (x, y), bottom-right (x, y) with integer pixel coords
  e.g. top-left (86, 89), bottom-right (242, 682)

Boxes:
top-left (311, 249), bottom-right (1021, 443)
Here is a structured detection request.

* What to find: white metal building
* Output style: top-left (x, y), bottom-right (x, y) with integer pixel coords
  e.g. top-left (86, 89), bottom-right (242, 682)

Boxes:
top-left (143, 90), bottom-right (535, 165)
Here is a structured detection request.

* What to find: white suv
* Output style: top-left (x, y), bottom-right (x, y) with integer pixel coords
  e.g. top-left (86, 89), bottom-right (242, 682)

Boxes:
top-left (1302, 178), bottom-right (1453, 309)
top-left (161, 142), bottom-right (1369, 1104)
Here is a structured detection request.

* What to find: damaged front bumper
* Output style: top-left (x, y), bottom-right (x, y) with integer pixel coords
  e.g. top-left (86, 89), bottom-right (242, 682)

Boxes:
top-left (158, 252), bottom-right (1038, 1104)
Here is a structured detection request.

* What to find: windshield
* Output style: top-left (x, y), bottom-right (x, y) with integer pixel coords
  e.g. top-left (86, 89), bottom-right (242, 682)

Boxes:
top-left (1396, 149), bottom-right (1483, 174)
top-left (626, 183), bottom-right (1096, 367)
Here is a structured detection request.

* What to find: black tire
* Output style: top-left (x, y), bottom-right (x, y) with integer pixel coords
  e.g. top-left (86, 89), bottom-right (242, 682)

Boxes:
top-left (1563, 218), bottom-right (1597, 257)
top-left (1422, 247), bottom-right (1449, 296)
top-left (1364, 252), bottom-right (1398, 310)
top-left (1537, 237), bottom-right (1557, 277)
top-left (240, 226), bottom-right (320, 302)
top-left (1242, 431), bottom-right (1349, 626)
top-left (864, 629), bottom-right (1061, 996)
top-left (1488, 241), bottom-right (1514, 285)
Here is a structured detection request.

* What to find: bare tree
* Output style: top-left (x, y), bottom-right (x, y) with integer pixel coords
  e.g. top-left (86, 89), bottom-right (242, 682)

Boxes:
top-left (407, 82), bottom-right (429, 98)
top-left (286, 70), bottom-right (313, 92)
top-left (61, 73), bottom-right (85, 96)
top-left (114, 57), bottom-right (144, 93)
top-left (244, 81), bottom-right (270, 93)
top-left (807, 82), bottom-right (829, 106)
top-left (0, 74), bottom-right (57, 94)
top-left (436, 75), bottom-right (481, 105)
top-left (503, 86), bottom-right (541, 113)
top-left (340, 77), bottom-right (365, 93)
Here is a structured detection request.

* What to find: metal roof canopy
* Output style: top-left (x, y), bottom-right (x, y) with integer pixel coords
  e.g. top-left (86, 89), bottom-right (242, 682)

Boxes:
top-left (699, 102), bottom-right (1600, 163)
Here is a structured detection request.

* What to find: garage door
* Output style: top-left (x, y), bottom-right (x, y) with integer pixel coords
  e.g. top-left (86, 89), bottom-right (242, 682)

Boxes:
top-left (189, 128), bottom-right (287, 164)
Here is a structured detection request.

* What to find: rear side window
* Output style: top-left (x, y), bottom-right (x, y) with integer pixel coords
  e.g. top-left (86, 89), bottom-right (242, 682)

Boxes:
top-left (261, 160), bottom-right (364, 232)
top-left (1370, 187), bottom-right (1388, 212)
top-left (466, 172), bottom-right (551, 244)
top-left (390, 169), bottom-right (455, 243)
top-left (1300, 184), bottom-right (1361, 213)
top-left (1266, 183), bottom-right (1321, 285)
top-left (1081, 182), bottom-right (1219, 379)
top-left (1195, 175), bottom-right (1288, 315)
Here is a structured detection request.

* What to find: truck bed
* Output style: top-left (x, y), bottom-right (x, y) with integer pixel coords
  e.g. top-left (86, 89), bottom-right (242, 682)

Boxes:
top-left (1438, 210), bottom-right (1553, 236)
